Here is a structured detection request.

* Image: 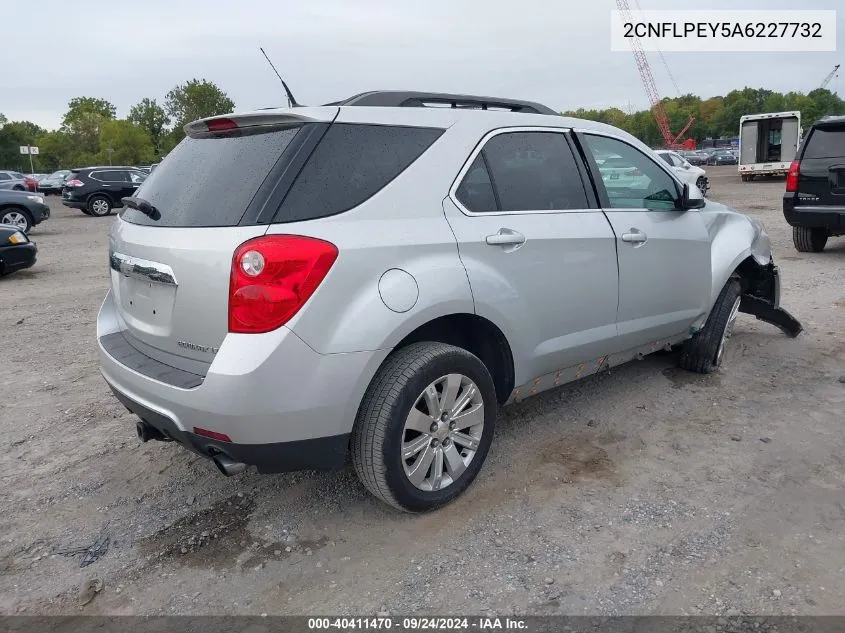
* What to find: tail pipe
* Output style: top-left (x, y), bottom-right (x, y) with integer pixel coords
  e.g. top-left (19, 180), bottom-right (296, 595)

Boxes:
top-left (136, 420), bottom-right (167, 442)
top-left (212, 453), bottom-right (247, 477)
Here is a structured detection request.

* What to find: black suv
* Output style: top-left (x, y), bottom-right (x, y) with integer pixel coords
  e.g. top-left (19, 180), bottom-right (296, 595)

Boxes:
top-left (62, 166), bottom-right (148, 217)
top-left (783, 116), bottom-right (845, 252)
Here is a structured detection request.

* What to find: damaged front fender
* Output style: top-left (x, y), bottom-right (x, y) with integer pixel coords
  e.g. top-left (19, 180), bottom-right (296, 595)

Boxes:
top-left (737, 261), bottom-right (803, 338)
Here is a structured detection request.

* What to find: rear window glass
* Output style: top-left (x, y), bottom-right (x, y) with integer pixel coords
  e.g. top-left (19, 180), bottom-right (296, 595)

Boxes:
top-left (273, 124), bottom-right (444, 223)
top-left (803, 127), bottom-right (845, 159)
top-left (121, 127), bottom-right (300, 227)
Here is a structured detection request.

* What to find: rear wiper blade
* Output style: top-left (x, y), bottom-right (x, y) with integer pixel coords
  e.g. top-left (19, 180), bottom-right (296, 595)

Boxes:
top-left (122, 196), bottom-right (161, 221)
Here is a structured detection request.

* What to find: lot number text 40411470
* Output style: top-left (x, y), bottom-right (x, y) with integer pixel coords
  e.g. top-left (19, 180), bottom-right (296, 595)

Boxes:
top-left (307, 617), bottom-right (529, 631)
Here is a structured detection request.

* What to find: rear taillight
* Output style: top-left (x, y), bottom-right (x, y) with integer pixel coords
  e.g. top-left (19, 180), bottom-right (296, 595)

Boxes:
top-left (65, 179), bottom-right (84, 187)
top-left (228, 235), bottom-right (338, 334)
top-left (785, 160), bottom-right (800, 192)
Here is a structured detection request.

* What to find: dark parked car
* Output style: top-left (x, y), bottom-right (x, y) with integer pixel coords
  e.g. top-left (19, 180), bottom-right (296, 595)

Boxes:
top-left (683, 151), bottom-right (708, 166)
top-left (62, 166), bottom-right (148, 216)
top-left (708, 150), bottom-right (738, 166)
top-left (0, 170), bottom-right (28, 191)
top-left (38, 170), bottom-right (71, 195)
top-left (0, 189), bottom-right (50, 233)
top-left (0, 224), bottom-right (37, 277)
top-left (783, 115), bottom-right (845, 252)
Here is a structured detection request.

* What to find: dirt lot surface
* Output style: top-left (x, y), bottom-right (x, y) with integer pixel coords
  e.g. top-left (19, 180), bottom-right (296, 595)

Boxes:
top-left (1, 166), bottom-right (844, 616)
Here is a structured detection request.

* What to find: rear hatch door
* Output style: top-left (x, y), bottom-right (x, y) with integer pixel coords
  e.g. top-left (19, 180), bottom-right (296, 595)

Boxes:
top-left (798, 121), bottom-right (845, 206)
top-left (108, 107), bottom-right (338, 372)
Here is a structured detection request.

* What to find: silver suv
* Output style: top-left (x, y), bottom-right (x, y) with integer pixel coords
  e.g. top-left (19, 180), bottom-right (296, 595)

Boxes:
top-left (97, 91), bottom-right (801, 512)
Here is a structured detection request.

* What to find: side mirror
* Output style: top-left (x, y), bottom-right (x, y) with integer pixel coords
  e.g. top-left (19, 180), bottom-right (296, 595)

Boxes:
top-left (680, 183), bottom-right (706, 210)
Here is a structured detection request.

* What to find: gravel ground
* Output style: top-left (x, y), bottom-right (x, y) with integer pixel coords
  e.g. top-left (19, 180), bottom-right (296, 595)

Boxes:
top-left (1, 166), bottom-right (843, 616)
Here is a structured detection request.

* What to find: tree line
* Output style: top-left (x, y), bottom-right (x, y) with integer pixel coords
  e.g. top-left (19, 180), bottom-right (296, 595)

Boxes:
top-left (3, 83), bottom-right (843, 172)
top-left (0, 78), bottom-right (234, 172)
top-left (563, 87), bottom-right (845, 148)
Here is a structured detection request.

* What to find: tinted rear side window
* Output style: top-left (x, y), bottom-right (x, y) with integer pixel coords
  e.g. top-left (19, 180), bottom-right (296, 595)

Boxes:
top-left (455, 155), bottom-right (498, 213)
top-left (481, 132), bottom-right (589, 211)
top-left (803, 127), bottom-right (845, 159)
top-left (273, 124), bottom-right (444, 223)
top-left (93, 170), bottom-right (128, 182)
top-left (121, 127), bottom-right (300, 227)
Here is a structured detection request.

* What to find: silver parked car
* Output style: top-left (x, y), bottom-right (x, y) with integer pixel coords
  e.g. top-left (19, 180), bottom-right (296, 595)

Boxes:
top-left (0, 170), bottom-right (28, 191)
top-left (98, 91), bottom-right (802, 512)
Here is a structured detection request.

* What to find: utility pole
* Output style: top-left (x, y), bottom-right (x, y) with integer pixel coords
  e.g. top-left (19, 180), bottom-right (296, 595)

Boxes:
top-left (106, 148), bottom-right (114, 166)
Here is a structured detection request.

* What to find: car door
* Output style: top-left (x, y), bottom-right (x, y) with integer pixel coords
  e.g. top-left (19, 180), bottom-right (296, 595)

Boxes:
top-left (91, 169), bottom-right (126, 201)
top-left (575, 132), bottom-right (711, 350)
top-left (443, 128), bottom-right (620, 384)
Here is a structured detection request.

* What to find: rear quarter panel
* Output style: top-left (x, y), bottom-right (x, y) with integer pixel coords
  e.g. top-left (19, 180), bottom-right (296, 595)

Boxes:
top-left (273, 117), bottom-right (492, 355)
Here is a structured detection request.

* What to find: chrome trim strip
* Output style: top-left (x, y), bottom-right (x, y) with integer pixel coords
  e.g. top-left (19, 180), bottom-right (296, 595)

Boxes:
top-left (109, 252), bottom-right (178, 286)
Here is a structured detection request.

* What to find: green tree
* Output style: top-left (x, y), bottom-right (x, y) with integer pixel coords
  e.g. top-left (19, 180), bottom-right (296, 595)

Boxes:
top-left (164, 79), bottom-right (235, 145)
top-left (36, 130), bottom-right (79, 171)
top-left (128, 98), bottom-right (169, 156)
top-left (0, 120), bottom-right (46, 170)
top-left (61, 97), bottom-right (117, 155)
top-left (98, 120), bottom-right (156, 165)
top-left (0, 113), bottom-right (7, 129)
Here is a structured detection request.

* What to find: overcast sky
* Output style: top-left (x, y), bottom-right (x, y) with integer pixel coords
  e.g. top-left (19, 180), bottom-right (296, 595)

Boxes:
top-left (3, 0), bottom-right (841, 130)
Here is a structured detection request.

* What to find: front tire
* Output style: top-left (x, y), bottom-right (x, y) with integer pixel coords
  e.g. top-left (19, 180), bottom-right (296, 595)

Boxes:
top-left (679, 279), bottom-right (741, 374)
top-left (1, 208), bottom-right (33, 233)
top-left (351, 342), bottom-right (497, 512)
top-left (792, 226), bottom-right (828, 253)
top-left (87, 195), bottom-right (113, 217)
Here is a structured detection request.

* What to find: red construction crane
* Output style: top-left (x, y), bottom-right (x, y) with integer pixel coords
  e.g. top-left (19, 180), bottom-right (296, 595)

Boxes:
top-left (615, 0), bottom-right (695, 149)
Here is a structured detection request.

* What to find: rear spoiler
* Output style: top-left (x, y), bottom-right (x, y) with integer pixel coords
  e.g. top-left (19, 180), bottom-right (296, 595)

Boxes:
top-left (184, 107), bottom-right (338, 138)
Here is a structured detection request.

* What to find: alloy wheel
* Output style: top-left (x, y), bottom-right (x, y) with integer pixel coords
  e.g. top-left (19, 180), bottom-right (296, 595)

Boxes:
top-left (401, 373), bottom-right (485, 492)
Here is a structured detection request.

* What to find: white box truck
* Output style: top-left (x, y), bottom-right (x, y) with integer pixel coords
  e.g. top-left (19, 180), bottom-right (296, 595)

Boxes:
top-left (738, 111), bottom-right (802, 181)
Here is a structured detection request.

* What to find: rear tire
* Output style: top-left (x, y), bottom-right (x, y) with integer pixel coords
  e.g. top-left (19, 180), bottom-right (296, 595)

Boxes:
top-left (792, 226), bottom-right (828, 253)
top-left (351, 342), bottom-right (497, 513)
top-left (679, 279), bottom-right (742, 375)
top-left (87, 195), bottom-right (112, 217)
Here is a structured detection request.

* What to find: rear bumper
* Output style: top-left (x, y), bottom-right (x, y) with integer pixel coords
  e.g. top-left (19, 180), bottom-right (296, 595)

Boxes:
top-left (783, 198), bottom-right (845, 232)
top-left (109, 386), bottom-right (350, 473)
top-left (62, 199), bottom-right (86, 210)
top-left (97, 290), bottom-right (388, 472)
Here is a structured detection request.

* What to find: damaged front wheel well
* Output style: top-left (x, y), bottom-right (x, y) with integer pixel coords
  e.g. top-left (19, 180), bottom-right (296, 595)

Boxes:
top-left (731, 256), bottom-right (803, 338)
top-left (734, 256), bottom-right (777, 300)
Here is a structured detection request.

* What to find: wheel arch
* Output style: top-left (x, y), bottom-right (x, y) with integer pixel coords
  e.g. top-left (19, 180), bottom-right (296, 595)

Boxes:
top-left (87, 191), bottom-right (117, 208)
top-left (0, 204), bottom-right (34, 228)
top-left (391, 313), bottom-right (515, 405)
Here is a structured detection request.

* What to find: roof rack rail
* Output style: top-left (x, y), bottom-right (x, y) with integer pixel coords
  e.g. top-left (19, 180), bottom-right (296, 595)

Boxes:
top-left (325, 91), bottom-right (559, 116)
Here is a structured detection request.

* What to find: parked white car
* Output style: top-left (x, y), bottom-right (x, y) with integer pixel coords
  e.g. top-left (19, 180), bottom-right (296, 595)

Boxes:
top-left (655, 150), bottom-right (709, 195)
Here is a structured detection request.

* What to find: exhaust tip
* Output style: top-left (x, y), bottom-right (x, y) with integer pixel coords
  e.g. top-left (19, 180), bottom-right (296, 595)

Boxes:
top-left (212, 453), bottom-right (247, 477)
top-left (136, 420), bottom-right (167, 443)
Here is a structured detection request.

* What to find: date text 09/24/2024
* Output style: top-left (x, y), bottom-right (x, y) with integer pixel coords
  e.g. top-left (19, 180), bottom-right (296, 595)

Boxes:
top-left (307, 617), bottom-right (528, 630)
